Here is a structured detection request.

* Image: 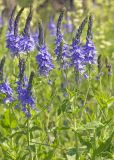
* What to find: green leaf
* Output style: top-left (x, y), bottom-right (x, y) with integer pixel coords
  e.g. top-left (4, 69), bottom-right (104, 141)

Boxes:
top-left (58, 99), bottom-right (70, 115)
top-left (45, 149), bottom-right (56, 160)
top-left (30, 126), bottom-right (42, 132)
top-left (78, 134), bottom-right (92, 149)
top-left (67, 148), bottom-right (76, 156)
top-left (93, 132), bottom-right (114, 157)
top-left (84, 121), bottom-right (104, 130)
top-left (107, 97), bottom-right (114, 105)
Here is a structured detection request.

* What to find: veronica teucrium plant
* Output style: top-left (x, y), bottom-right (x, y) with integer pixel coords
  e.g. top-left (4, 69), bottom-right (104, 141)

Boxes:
top-left (0, 3), bottom-right (112, 159)
top-left (36, 21), bottom-right (54, 76)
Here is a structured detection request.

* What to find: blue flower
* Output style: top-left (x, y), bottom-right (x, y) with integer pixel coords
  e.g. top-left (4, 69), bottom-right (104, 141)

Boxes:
top-left (55, 33), bottom-right (63, 56)
top-left (6, 33), bottom-right (21, 56)
top-left (18, 7), bottom-right (35, 53)
top-left (6, 7), bottom-right (21, 56)
top-left (54, 12), bottom-right (70, 69)
top-left (17, 74), bottom-right (36, 117)
top-left (71, 40), bottom-right (85, 74)
top-left (36, 45), bottom-right (54, 76)
top-left (64, 23), bottom-right (73, 33)
top-left (55, 11), bottom-right (64, 56)
top-left (0, 15), bottom-right (4, 28)
top-left (32, 31), bottom-right (39, 45)
top-left (6, 8), bottom-right (24, 56)
top-left (82, 38), bottom-right (97, 65)
top-left (0, 81), bottom-right (14, 103)
top-left (6, 7), bottom-right (35, 56)
top-left (48, 17), bottom-right (56, 36)
top-left (55, 33), bottom-right (70, 69)
top-left (18, 35), bottom-right (35, 54)
top-left (63, 16), bottom-right (73, 33)
top-left (61, 43), bottom-right (70, 69)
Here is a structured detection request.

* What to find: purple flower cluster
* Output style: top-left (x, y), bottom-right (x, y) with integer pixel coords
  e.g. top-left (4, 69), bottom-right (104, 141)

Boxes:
top-left (17, 80), bottom-right (35, 117)
top-left (0, 81), bottom-right (14, 103)
top-left (55, 34), bottom-right (70, 70)
top-left (6, 7), bottom-right (20, 55)
top-left (61, 43), bottom-right (70, 69)
top-left (32, 30), bottom-right (39, 45)
top-left (18, 35), bottom-right (35, 54)
top-left (0, 57), bottom-right (13, 103)
top-left (55, 33), bottom-right (63, 56)
top-left (6, 33), bottom-right (21, 56)
top-left (71, 41), bottom-right (85, 74)
top-left (70, 16), bottom-right (97, 76)
top-left (71, 39), bottom-right (97, 75)
top-left (82, 38), bottom-right (97, 65)
top-left (54, 12), bottom-right (71, 70)
top-left (55, 11), bottom-right (64, 56)
top-left (36, 45), bottom-right (54, 76)
top-left (16, 59), bottom-right (36, 117)
top-left (6, 7), bottom-right (35, 56)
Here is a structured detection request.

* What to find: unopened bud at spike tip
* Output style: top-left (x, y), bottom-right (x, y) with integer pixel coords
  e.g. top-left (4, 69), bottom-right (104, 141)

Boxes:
top-left (23, 6), bottom-right (32, 36)
top-left (75, 16), bottom-right (88, 43)
top-left (14, 8), bottom-right (24, 36)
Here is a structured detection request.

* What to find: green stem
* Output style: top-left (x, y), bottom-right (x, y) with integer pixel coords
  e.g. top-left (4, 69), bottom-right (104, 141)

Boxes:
top-left (72, 89), bottom-right (79, 160)
top-left (27, 118), bottom-right (32, 159)
top-left (9, 106), bottom-right (13, 148)
top-left (75, 131), bottom-right (79, 160)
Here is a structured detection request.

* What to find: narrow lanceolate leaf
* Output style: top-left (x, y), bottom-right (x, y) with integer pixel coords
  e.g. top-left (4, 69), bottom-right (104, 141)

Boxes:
top-left (23, 6), bottom-right (32, 36)
top-left (14, 7), bottom-right (24, 36)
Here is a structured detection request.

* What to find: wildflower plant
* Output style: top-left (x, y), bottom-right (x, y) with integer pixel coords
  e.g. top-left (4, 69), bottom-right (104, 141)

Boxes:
top-left (36, 21), bottom-right (54, 76)
top-left (55, 11), bottom-right (70, 69)
top-left (6, 7), bottom-right (24, 56)
top-left (71, 16), bottom-right (88, 75)
top-left (16, 58), bottom-right (36, 117)
top-left (0, 57), bottom-right (14, 103)
top-left (19, 7), bottom-right (35, 54)
top-left (83, 15), bottom-right (97, 66)
top-left (0, 4), bottom-right (113, 160)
